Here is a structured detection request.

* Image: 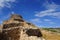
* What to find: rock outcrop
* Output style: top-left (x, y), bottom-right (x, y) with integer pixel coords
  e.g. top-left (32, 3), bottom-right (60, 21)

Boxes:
top-left (0, 14), bottom-right (45, 40)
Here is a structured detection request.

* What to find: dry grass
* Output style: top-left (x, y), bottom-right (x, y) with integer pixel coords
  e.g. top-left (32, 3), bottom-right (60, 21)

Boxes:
top-left (41, 30), bottom-right (60, 40)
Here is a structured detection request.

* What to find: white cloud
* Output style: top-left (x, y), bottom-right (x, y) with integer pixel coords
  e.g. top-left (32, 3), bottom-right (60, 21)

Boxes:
top-left (43, 19), bottom-right (55, 24)
top-left (35, 9), bottom-right (55, 17)
top-left (0, 0), bottom-right (16, 16)
top-left (49, 22), bottom-right (55, 24)
top-left (11, 11), bottom-right (15, 14)
top-left (35, 9), bottom-right (60, 18)
top-left (44, 19), bottom-right (51, 22)
top-left (5, 0), bottom-right (16, 2)
top-left (35, 2), bottom-right (60, 18)
top-left (30, 18), bottom-right (55, 26)
top-left (30, 1), bottom-right (59, 27)
top-left (30, 18), bottom-right (42, 23)
top-left (43, 2), bottom-right (60, 9)
top-left (30, 18), bottom-right (40, 22)
top-left (0, 0), bottom-right (16, 8)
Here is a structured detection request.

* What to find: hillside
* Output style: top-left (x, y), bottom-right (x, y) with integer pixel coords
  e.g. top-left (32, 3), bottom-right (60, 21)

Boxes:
top-left (42, 28), bottom-right (60, 33)
top-left (41, 28), bottom-right (60, 40)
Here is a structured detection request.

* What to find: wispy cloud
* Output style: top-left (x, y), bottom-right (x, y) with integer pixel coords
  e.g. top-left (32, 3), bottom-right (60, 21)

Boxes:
top-left (31, 1), bottom-right (59, 27)
top-left (44, 19), bottom-right (51, 22)
top-left (0, 0), bottom-right (16, 16)
top-left (0, 0), bottom-right (16, 8)
top-left (43, 19), bottom-right (55, 24)
top-left (35, 1), bottom-right (60, 18)
top-left (30, 18), bottom-right (42, 23)
top-left (43, 1), bottom-right (60, 9)
top-left (30, 18), bottom-right (55, 24)
top-left (35, 9), bottom-right (60, 18)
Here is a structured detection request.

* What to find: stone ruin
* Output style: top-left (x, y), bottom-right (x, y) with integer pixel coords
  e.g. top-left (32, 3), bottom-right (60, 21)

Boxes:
top-left (0, 14), bottom-right (44, 40)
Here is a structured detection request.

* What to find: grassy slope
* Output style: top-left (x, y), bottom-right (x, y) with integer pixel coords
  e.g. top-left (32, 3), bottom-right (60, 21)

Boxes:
top-left (42, 28), bottom-right (60, 33)
top-left (41, 28), bottom-right (60, 40)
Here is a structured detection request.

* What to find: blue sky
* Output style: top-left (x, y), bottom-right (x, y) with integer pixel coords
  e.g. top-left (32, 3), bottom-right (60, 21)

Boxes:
top-left (0, 0), bottom-right (60, 28)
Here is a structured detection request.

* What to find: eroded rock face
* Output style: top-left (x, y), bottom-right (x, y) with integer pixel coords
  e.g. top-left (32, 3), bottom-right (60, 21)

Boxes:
top-left (26, 29), bottom-right (42, 37)
top-left (3, 23), bottom-right (21, 29)
top-left (2, 23), bottom-right (21, 40)
top-left (20, 28), bottom-right (43, 40)
top-left (0, 14), bottom-right (43, 40)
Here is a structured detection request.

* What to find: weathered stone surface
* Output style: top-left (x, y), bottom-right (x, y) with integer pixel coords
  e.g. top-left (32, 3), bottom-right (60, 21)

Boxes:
top-left (26, 29), bottom-right (42, 37)
top-left (0, 25), bottom-right (3, 33)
